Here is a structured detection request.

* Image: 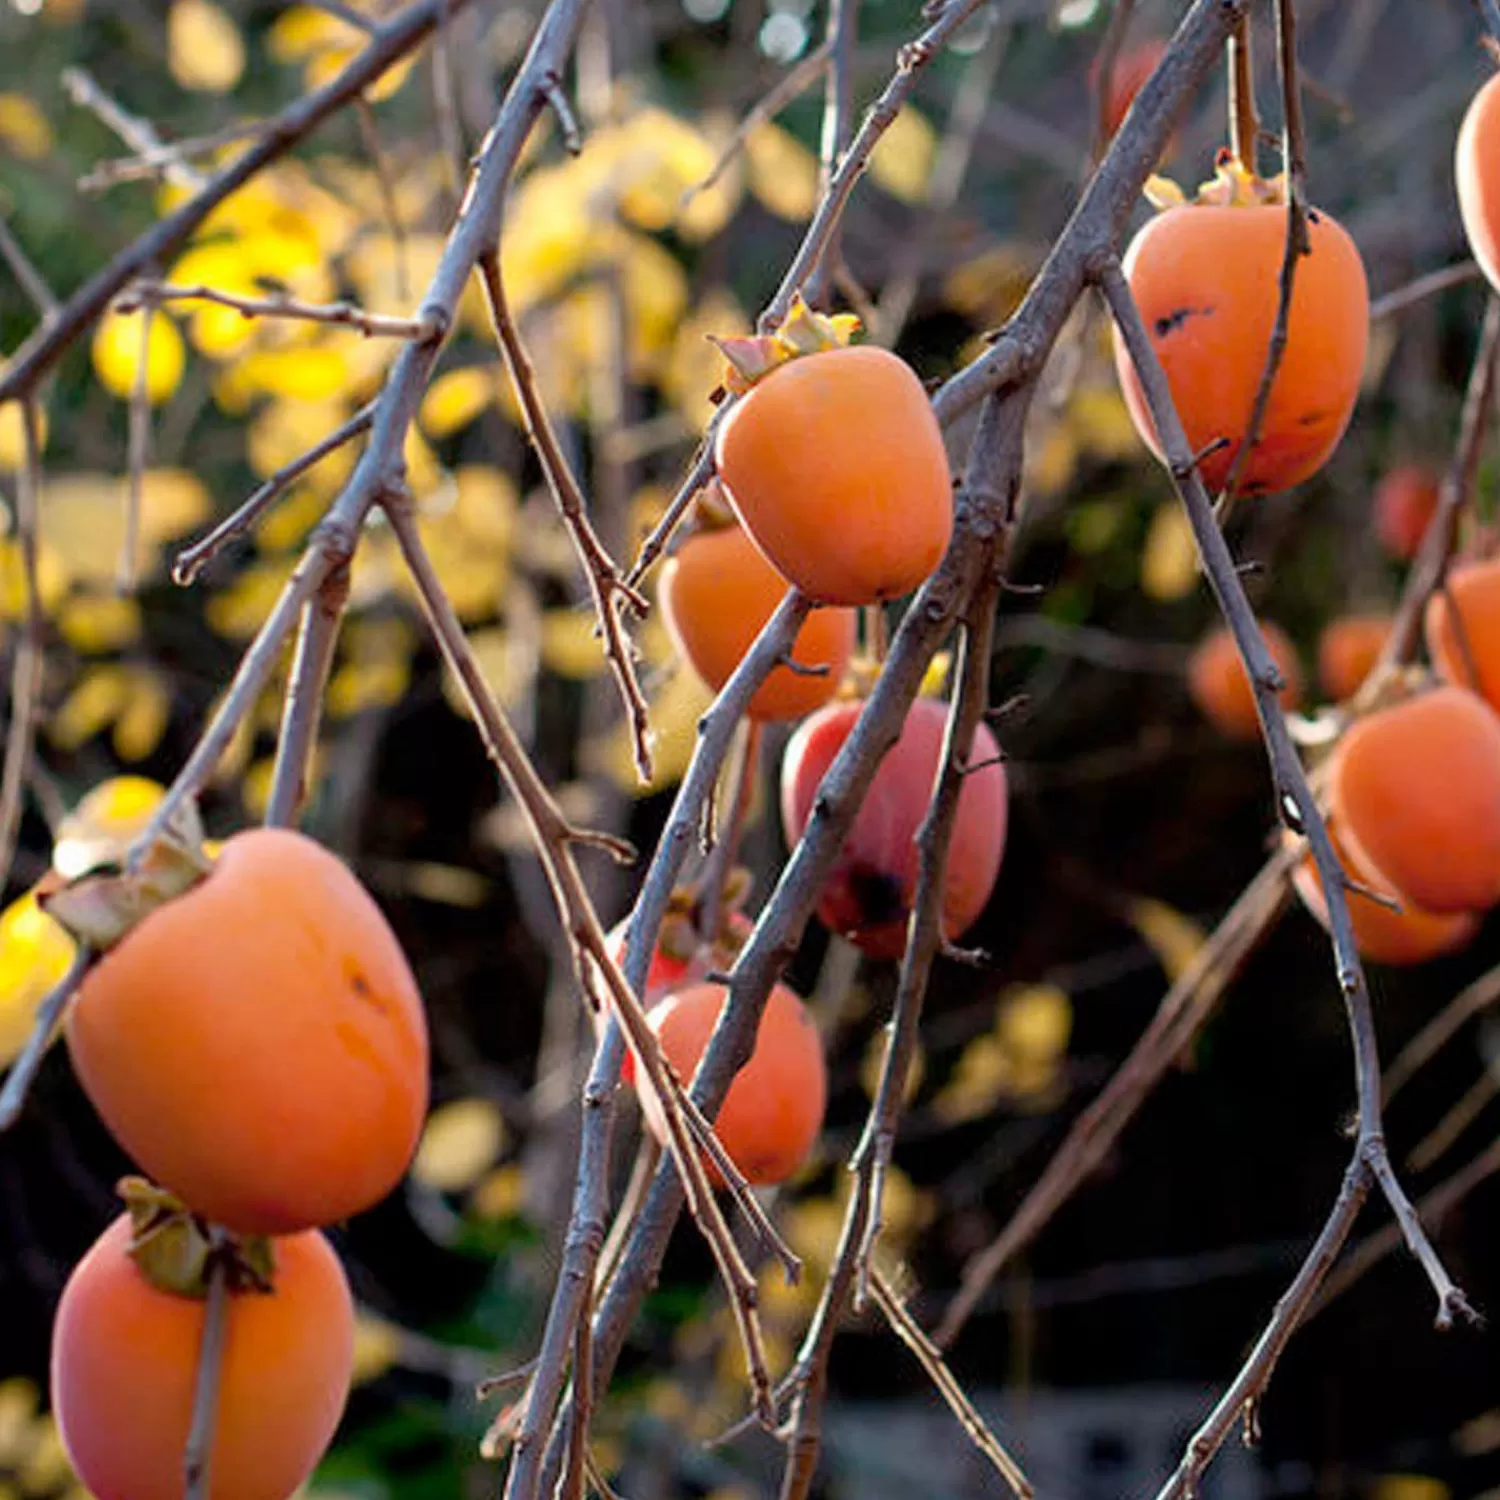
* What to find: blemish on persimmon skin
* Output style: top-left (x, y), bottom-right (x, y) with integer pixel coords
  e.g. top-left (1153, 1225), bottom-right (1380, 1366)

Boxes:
top-left (1153, 305), bottom-right (1214, 338)
top-left (343, 958), bottom-right (392, 1015)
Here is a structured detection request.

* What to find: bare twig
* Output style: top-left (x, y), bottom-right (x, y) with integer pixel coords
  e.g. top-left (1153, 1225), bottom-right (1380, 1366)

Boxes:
top-left (1407, 1068), bottom-right (1499, 1173)
top-left (183, 1236), bottom-right (232, 1500)
top-left (1226, 11), bottom-right (1257, 173)
top-left (0, 218), bottom-right (59, 318)
top-left (805, 0), bottom-right (861, 308)
top-left (117, 283), bottom-right (442, 341)
top-left (0, 947), bottom-right (94, 1132)
top-left (623, 441), bottom-right (715, 589)
top-left (63, 67), bottom-right (206, 192)
top-left (354, 97), bottom-right (412, 303)
top-left (119, 297), bottom-right (154, 593)
top-left (78, 120), bottom-right (270, 194)
top-left (1384, 962), bottom-right (1500, 1103)
top-left (1370, 261), bottom-right (1483, 320)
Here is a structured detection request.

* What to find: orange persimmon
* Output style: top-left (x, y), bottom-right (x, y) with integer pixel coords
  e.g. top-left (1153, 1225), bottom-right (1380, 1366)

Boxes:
top-left (1457, 73), bottom-right (1500, 293)
top-left (714, 343), bottom-right (953, 606)
top-left (1317, 614), bottom-right (1391, 703)
top-left (660, 520), bottom-right (856, 720)
top-left (1425, 555), bottom-right (1500, 711)
top-left (1092, 37), bottom-right (1168, 140)
top-left (52, 1212), bottom-right (354, 1500)
top-left (1375, 464), bottom-right (1440, 561)
top-left (638, 979), bottom-right (826, 1186)
top-left (1113, 162), bottom-right (1369, 496)
top-left (1327, 684), bottom-right (1500, 914)
top-left (1187, 621), bottom-right (1303, 739)
top-left (64, 828), bottom-right (429, 1235)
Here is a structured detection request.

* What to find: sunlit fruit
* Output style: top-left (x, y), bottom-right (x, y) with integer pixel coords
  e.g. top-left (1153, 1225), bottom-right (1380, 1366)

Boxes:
top-left (1092, 37), bottom-right (1168, 139)
top-left (64, 828), bottom-right (429, 1235)
top-left (660, 519), bottom-right (856, 720)
top-left (715, 344), bottom-right (953, 605)
top-left (1113, 162), bottom-right (1369, 495)
top-left (780, 696), bottom-right (1008, 959)
top-left (638, 979), bottom-right (826, 1186)
top-left (1456, 73), bottom-right (1500, 294)
top-left (1326, 684), bottom-right (1500, 914)
top-left (1287, 825), bottom-right (1478, 967)
top-left (1374, 464), bottom-right (1440, 561)
top-left (1317, 614), bottom-right (1391, 703)
top-left (52, 1211), bottom-right (354, 1500)
top-left (1187, 621), bottom-right (1303, 739)
top-left (1424, 555), bottom-right (1500, 711)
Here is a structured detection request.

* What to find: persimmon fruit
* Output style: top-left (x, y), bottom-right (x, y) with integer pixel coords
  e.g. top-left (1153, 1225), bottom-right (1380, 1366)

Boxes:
top-left (1326, 685), bottom-right (1500, 914)
top-left (780, 696), bottom-right (1008, 959)
top-left (638, 979), bottom-right (825, 1186)
top-left (65, 827), bottom-right (429, 1235)
top-left (660, 521), bottom-right (856, 720)
top-left (1424, 555), bottom-right (1500, 711)
top-left (1187, 621), bottom-right (1303, 740)
top-left (1092, 37), bottom-right (1168, 140)
top-left (1288, 825), bottom-right (1478, 967)
top-left (1457, 73), bottom-right (1500, 294)
top-left (1374, 464), bottom-right (1440, 561)
top-left (1317, 614), bottom-right (1391, 703)
top-left (1113, 171), bottom-right (1369, 496)
top-left (51, 1212), bottom-right (354, 1500)
top-left (714, 344), bottom-right (953, 606)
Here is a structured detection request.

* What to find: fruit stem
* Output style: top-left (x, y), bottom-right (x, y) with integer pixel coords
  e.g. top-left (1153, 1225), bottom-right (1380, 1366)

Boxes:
top-left (863, 602), bottom-right (889, 664)
top-left (1226, 13), bottom-right (1258, 175)
top-left (696, 717), bottom-right (761, 944)
top-left (183, 1231), bottom-right (232, 1500)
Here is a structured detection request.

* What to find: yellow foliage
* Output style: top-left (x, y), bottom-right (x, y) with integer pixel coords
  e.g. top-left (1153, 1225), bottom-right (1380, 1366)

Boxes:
top-left (38, 470), bottom-right (209, 588)
top-left (539, 609), bottom-right (606, 680)
top-left (588, 664), bottom-right (714, 794)
top-left (247, 399), bottom-right (358, 494)
top-left (52, 777), bottom-right (166, 879)
top-left (662, 286), bottom-right (751, 432)
top-left (412, 1097), bottom-right (507, 1192)
top-left (327, 653), bottom-right (411, 718)
top-left (859, 1028), bottom-right (924, 1106)
top-left (450, 466), bottom-right (518, 553)
top-left (870, 107), bottom-right (937, 205)
top-left (57, 592), bottom-right (143, 654)
top-left (442, 626), bottom-right (529, 720)
top-left (931, 1033), bottom-right (1014, 1124)
top-left (254, 486), bottom-right (327, 555)
top-left (92, 308), bottom-right (186, 404)
top-left (497, 166), bottom-right (595, 316)
top-left (942, 244), bottom-right (1037, 326)
top-left (1140, 502), bottom-right (1198, 602)
top-left (469, 1163), bottom-right (527, 1220)
top-left (996, 984), bottom-right (1072, 1063)
top-left (420, 366), bottom-right (498, 438)
top-left (236, 344), bottom-right (351, 403)
top-left (1069, 386), bottom-right (1141, 461)
top-left (205, 557), bottom-right (295, 639)
top-left (744, 123), bottom-right (820, 222)
top-left (0, 399), bottom-right (46, 471)
top-left (1127, 897), bottom-right (1208, 983)
top-left (168, 0), bottom-right (246, 93)
top-left (0, 892), bottom-right (76, 1070)
top-left (351, 1316), bottom-right (402, 1386)
top-left (113, 669), bottom-right (172, 762)
top-left (0, 539), bottom-right (70, 621)
top-left (0, 94), bottom-right (52, 159)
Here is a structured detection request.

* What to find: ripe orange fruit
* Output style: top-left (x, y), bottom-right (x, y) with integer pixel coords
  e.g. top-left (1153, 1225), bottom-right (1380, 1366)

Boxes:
top-left (65, 828), bottom-right (429, 1235)
top-left (638, 980), bottom-right (825, 1186)
top-left (780, 696), bottom-right (1008, 959)
top-left (1374, 464), bottom-right (1440, 561)
top-left (1425, 555), bottom-right (1500, 711)
top-left (1457, 73), bottom-right (1500, 293)
top-left (659, 521), bottom-right (856, 720)
top-left (714, 344), bottom-right (953, 605)
top-left (1327, 685), bottom-right (1500, 914)
top-left (1113, 165), bottom-right (1369, 496)
top-left (1288, 825), bottom-right (1478, 967)
top-left (52, 1213), bottom-right (354, 1500)
top-left (1187, 621), bottom-right (1303, 739)
top-left (1317, 614), bottom-right (1391, 703)
top-left (1092, 37), bottom-right (1168, 139)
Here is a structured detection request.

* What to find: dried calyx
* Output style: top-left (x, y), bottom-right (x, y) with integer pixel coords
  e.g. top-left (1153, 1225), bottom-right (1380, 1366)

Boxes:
top-left (709, 294), bottom-right (861, 396)
top-left (1144, 148), bottom-right (1289, 211)
top-left (120, 1176), bottom-right (275, 1299)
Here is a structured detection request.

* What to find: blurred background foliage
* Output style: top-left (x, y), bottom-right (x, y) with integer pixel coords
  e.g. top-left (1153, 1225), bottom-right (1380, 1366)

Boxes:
top-left (2, 0), bottom-right (1500, 1497)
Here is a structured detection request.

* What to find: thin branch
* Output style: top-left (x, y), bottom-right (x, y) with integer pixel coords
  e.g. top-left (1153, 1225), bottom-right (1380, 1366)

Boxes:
top-left (1384, 962), bottom-right (1500, 1103)
top-left (1091, 0), bottom-right (1138, 162)
top-left (624, 440), bottom-right (715, 589)
top-left (805, 0), bottom-right (861, 308)
top-left (1370, 261), bottom-right (1483, 320)
top-left (354, 97), bottom-right (412, 303)
top-left (63, 66), bottom-right (206, 192)
top-left (119, 297), bottom-right (154, 593)
top-left (1226, 12), bottom-right (1258, 174)
top-left (117, 283), bottom-right (442, 341)
top-left (0, 947), bottom-right (94, 1132)
top-left (183, 1237), bottom-right (232, 1500)
top-left (0, 218), bottom-right (59, 318)
top-left (1407, 1068), bottom-right (1499, 1174)
top-left (173, 404), bottom-right (376, 585)
top-left (78, 120), bottom-right (271, 194)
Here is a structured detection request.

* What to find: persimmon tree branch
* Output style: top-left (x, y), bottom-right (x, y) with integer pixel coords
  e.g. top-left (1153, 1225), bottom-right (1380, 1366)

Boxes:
top-left (116, 283), bottom-right (443, 341)
top-left (1370, 261), bottom-right (1483, 320)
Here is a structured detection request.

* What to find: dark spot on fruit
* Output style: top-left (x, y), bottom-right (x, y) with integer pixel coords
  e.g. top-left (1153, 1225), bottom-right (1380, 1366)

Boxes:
top-left (344, 959), bottom-right (391, 1014)
top-left (848, 866), bottom-right (908, 927)
top-left (1154, 305), bottom-right (1212, 338)
top-left (1307, 208), bottom-right (1321, 225)
top-left (1297, 410), bottom-right (1327, 427)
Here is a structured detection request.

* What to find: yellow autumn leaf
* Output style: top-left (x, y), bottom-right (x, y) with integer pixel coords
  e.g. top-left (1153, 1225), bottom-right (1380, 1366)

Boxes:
top-left (404, 518), bottom-right (506, 624)
top-left (267, 5), bottom-right (357, 62)
top-left (205, 557), bottom-right (295, 639)
top-left (306, 46), bottom-right (415, 102)
top-left (168, 0), bottom-right (246, 93)
top-left (782, 1195), bottom-right (844, 1278)
top-left (246, 399), bottom-right (358, 494)
top-left (326, 654), bottom-right (411, 717)
top-left (420, 367), bottom-right (498, 439)
top-left (39, 470), bottom-right (209, 587)
top-left (412, 1097), bottom-right (506, 1192)
top-left (586, 664), bottom-right (714, 794)
top-left (870, 107), bottom-right (937, 205)
top-left (254, 486), bottom-right (326, 555)
top-left (1371, 1480), bottom-right (1449, 1500)
top-left (92, 308), bottom-right (186, 404)
top-left (1127, 897), bottom-right (1207, 983)
top-left (0, 891), bottom-right (77, 1069)
top-left (996, 984), bottom-right (1071, 1063)
top-left (0, 538), bottom-right (70, 620)
top-left (351, 1315), bottom-right (402, 1385)
top-left (1025, 421), bottom-right (1079, 497)
top-left (469, 1162), bottom-right (527, 1220)
top-left (450, 466), bottom-right (517, 553)
top-left (931, 1033), bottom-right (1013, 1125)
top-left (17, 1414), bottom-right (71, 1494)
top-left (0, 94), bottom-right (51, 159)
top-left (112, 668), bottom-right (172, 762)
top-left (942, 244), bottom-right (1037, 327)
top-left (1140, 501), bottom-right (1199, 603)
top-left (57, 592), bottom-right (143, 654)
top-left (540, 609), bottom-right (607, 680)
top-left (53, 776), bottom-right (166, 878)
top-left (496, 166), bottom-right (597, 317)
top-left (1069, 386), bottom-right (1141, 461)
top-left (744, 123), bottom-right (820, 222)
top-left (47, 666), bottom-right (132, 751)
top-left (0, 399), bottom-right (46, 472)
top-left (236, 345), bottom-right (350, 403)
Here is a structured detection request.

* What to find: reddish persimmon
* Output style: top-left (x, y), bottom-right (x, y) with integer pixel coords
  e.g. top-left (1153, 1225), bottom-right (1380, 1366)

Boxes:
top-left (1288, 825), bottom-right (1478, 967)
top-left (638, 980), bottom-right (825, 1186)
top-left (1092, 37), bottom-right (1168, 140)
top-left (52, 1213), bottom-right (354, 1500)
top-left (714, 344), bottom-right (953, 605)
top-left (1113, 166), bottom-right (1369, 495)
top-left (1457, 73), bottom-right (1500, 294)
top-left (1425, 556), bottom-right (1500, 711)
top-left (780, 696), bottom-right (1008, 959)
top-left (1374, 465), bottom-right (1440, 561)
top-left (1187, 621), bottom-right (1303, 740)
top-left (1327, 685), bottom-right (1500, 914)
top-left (65, 828), bottom-right (429, 1235)
top-left (660, 521), bottom-right (856, 720)
top-left (1317, 614), bottom-right (1391, 703)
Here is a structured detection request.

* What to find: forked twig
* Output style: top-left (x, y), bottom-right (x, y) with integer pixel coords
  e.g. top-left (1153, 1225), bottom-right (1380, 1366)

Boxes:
top-left (117, 283), bottom-right (443, 341)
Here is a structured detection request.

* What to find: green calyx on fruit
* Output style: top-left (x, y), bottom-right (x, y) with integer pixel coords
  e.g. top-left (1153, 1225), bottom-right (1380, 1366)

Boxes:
top-left (119, 1176), bottom-right (275, 1299)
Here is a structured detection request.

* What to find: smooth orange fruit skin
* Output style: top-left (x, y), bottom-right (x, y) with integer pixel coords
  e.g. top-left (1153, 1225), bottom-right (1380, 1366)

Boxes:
top-left (714, 345), bottom-right (953, 606)
top-left (1327, 685), bottom-right (1500, 914)
top-left (52, 1214), bottom-right (354, 1500)
top-left (660, 524), bottom-right (856, 720)
top-left (1374, 464), bottom-right (1440, 561)
top-left (66, 828), bottom-right (429, 1235)
top-left (780, 696), bottom-right (1008, 959)
top-left (1187, 621), bottom-right (1303, 740)
top-left (1288, 825), bottom-right (1477, 967)
top-left (1113, 202), bottom-right (1369, 495)
top-left (1425, 556), bottom-right (1500, 712)
top-left (1457, 74), bottom-right (1500, 294)
top-left (1317, 614), bottom-right (1391, 703)
top-left (1092, 37), bottom-right (1168, 139)
top-left (639, 980), bottom-right (826, 1186)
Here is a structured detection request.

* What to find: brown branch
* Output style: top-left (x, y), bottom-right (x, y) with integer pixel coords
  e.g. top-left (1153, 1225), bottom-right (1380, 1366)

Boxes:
top-left (1407, 1068), bottom-right (1499, 1174)
top-left (117, 283), bottom-right (443, 340)
top-left (0, 0), bottom-right (474, 405)
top-left (78, 120), bottom-right (270, 194)
top-left (63, 66), bottom-right (206, 192)
top-left (0, 946), bottom-right (94, 1132)
top-left (1384, 961), bottom-right (1500, 1103)
top-left (623, 440), bottom-right (715, 589)
top-left (120, 297), bottom-right (155, 593)
top-left (0, 218), bottom-right (59, 318)
top-left (183, 1235), bottom-right (232, 1500)
top-left (1226, 11), bottom-right (1258, 173)
top-left (805, 0), bottom-right (861, 309)
top-left (1370, 261), bottom-right (1483, 320)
